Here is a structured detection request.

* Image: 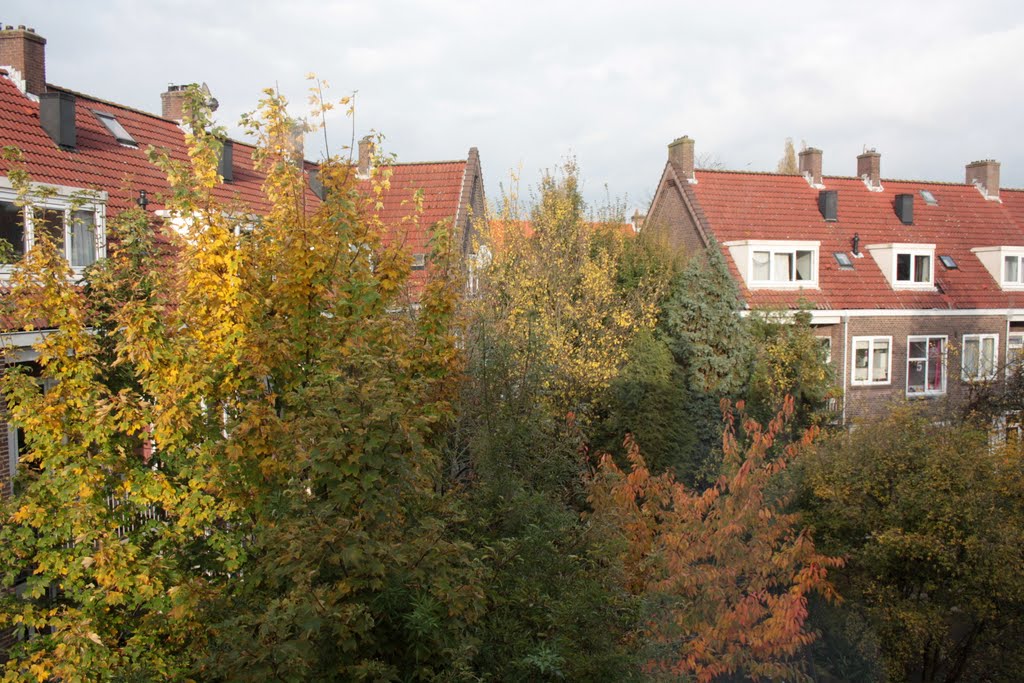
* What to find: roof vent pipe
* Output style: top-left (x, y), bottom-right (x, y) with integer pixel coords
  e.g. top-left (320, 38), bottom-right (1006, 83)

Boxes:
top-left (852, 233), bottom-right (861, 256)
top-left (39, 91), bottom-right (76, 150)
top-left (894, 193), bottom-right (914, 224)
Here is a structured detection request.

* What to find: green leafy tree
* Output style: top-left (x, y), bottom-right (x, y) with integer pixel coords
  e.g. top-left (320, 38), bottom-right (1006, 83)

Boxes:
top-left (800, 406), bottom-right (1024, 682)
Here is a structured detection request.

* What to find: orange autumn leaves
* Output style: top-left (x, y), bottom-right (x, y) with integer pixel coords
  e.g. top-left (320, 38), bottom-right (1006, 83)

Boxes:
top-left (589, 397), bottom-right (843, 682)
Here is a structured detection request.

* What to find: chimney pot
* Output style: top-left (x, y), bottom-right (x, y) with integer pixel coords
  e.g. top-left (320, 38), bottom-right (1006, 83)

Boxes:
top-left (799, 147), bottom-right (823, 186)
top-left (668, 135), bottom-right (695, 182)
top-left (966, 159), bottom-right (1000, 201)
top-left (0, 24), bottom-right (47, 96)
top-left (161, 83), bottom-right (194, 121)
top-left (358, 135), bottom-right (374, 176)
top-left (857, 149), bottom-right (882, 190)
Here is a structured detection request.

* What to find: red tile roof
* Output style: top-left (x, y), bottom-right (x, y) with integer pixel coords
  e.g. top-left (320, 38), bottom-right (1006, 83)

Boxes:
top-left (672, 165), bottom-right (1024, 311)
top-left (359, 160), bottom-right (469, 296)
top-left (0, 76), bottom-right (477, 301)
top-left (0, 77), bottom-right (321, 214)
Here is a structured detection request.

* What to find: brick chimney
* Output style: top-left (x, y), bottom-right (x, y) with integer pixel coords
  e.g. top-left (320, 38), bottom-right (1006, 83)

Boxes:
top-left (358, 135), bottom-right (374, 176)
top-left (0, 25), bottom-right (46, 96)
top-left (966, 159), bottom-right (1000, 201)
top-left (668, 135), bottom-right (695, 183)
top-left (161, 84), bottom-right (191, 121)
top-left (799, 147), bottom-right (823, 187)
top-left (857, 149), bottom-right (882, 191)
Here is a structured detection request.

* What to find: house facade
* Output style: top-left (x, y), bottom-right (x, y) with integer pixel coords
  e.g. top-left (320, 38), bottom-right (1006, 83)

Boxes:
top-left (646, 135), bottom-right (1024, 424)
top-left (0, 25), bottom-right (485, 496)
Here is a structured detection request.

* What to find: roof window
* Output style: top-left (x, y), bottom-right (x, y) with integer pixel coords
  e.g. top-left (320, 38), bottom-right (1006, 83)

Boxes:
top-left (919, 190), bottom-right (938, 205)
top-left (93, 111), bottom-right (137, 148)
top-left (834, 252), bottom-right (854, 269)
top-left (939, 255), bottom-right (958, 270)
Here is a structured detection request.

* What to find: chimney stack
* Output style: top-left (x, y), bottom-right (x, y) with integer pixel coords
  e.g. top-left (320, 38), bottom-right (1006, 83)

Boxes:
top-left (668, 135), bottom-right (695, 182)
top-left (799, 147), bottom-right (823, 187)
top-left (857, 149), bottom-right (882, 190)
top-left (161, 84), bottom-right (191, 121)
top-left (358, 135), bottom-right (374, 176)
top-left (966, 159), bottom-right (1000, 201)
top-left (0, 25), bottom-right (46, 96)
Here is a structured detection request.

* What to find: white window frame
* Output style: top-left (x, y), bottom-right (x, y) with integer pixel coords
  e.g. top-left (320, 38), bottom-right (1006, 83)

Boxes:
top-left (867, 243), bottom-right (936, 290)
top-left (0, 178), bottom-right (107, 279)
top-left (723, 240), bottom-right (819, 290)
top-left (970, 247), bottom-right (1024, 291)
top-left (894, 249), bottom-right (934, 286)
top-left (906, 335), bottom-right (947, 397)
top-left (851, 335), bottom-right (892, 386)
top-left (962, 333), bottom-right (999, 381)
top-left (1008, 333), bottom-right (1024, 376)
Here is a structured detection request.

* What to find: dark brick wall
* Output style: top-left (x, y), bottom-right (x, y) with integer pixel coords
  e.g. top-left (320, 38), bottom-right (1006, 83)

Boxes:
top-left (645, 172), bottom-right (706, 256)
top-left (823, 314), bottom-right (1009, 423)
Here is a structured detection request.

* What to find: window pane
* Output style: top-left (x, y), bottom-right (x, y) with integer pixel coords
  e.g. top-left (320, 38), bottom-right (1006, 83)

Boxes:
top-left (1009, 335), bottom-right (1024, 368)
top-left (873, 340), bottom-right (889, 382)
top-left (774, 252), bottom-right (793, 281)
top-left (928, 338), bottom-right (944, 391)
top-left (38, 208), bottom-right (65, 251)
top-left (752, 251), bottom-right (770, 280)
top-left (69, 210), bottom-right (96, 267)
top-left (981, 337), bottom-right (996, 376)
top-left (963, 338), bottom-right (979, 378)
top-left (1006, 256), bottom-right (1020, 283)
top-left (795, 251), bottom-right (813, 281)
top-left (914, 254), bottom-right (930, 282)
top-left (908, 359), bottom-right (925, 393)
top-left (854, 341), bottom-right (869, 381)
top-left (0, 201), bottom-right (24, 261)
top-left (896, 253), bottom-right (911, 281)
top-left (908, 340), bottom-right (927, 360)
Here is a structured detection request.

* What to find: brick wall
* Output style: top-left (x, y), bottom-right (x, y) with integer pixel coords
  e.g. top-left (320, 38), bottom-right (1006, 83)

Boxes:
top-left (824, 313), bottom-right (1010, 423)
top-left (645, 173), bottom-right (705, 256)
top-left (0, 27), bottom-right (46, 96)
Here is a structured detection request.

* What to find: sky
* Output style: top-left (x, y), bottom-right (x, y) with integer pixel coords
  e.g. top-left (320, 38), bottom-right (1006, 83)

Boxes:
top-left (6, 0), bottom-right (1024, 216)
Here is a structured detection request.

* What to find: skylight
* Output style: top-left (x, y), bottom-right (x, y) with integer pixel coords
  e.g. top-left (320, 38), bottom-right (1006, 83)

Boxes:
top-left (939, 255), bottom-right (958, 270)
top-left (834, 252), bottom-right (854, 269)
top-left (93, 111), bottom-right (137, 148)
top-left (920, 189), bottom-right (938, 206)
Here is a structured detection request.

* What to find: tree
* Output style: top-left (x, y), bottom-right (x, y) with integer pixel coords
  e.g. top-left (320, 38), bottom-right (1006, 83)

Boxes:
top-left (590, 397), bottom-right (842, 682)
top-left (449, 162), bottom-right (660, 679)
top-left (777, 138), bottom-right (799, 175)
top-left (800, 406), bottom-right (1024, 682)
top-left (746, 309), bottom-right (837, 431)
top-left (1, 85), bottom-right (482, 681)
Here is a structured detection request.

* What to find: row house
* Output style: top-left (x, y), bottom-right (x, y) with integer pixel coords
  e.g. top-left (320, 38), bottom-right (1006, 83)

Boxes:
top-left (646, 135), bottom-right (1024, 424)
top-left (0, 24), bottom-right (486, 496)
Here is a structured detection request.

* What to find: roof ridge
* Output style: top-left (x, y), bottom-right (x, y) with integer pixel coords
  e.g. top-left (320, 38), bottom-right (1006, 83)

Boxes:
top-left (383, 159), bottom-right (466, 167)
top-left (45, 83), bottom-right (261, 153)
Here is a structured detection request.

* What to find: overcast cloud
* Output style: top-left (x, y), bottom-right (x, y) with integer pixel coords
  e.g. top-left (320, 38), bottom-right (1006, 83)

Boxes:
top-left (6, 0), bottom-right (1024, 214)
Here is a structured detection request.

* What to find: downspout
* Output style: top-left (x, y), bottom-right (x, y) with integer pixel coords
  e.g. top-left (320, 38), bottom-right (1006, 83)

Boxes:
top-left (842, 312), bottom-right (850, 425)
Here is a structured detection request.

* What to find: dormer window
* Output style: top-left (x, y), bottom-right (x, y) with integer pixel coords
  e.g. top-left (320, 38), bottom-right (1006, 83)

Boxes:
top-left (896, 251), bottom-right (931, 284)
top-left (0, 178), bottom-right (107, 277)
top-left (867, 243), bottom-right (935, 290)
top-left (970, 247), bottom-right (1024, 290)
top-left (723, 240), bottom-right (819, 289)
